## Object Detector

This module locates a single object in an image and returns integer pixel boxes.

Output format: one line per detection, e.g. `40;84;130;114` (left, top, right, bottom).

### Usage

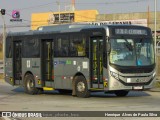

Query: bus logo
2;112;11;117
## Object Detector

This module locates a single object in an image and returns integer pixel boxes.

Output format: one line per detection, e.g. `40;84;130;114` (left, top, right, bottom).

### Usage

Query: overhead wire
6;0;152;11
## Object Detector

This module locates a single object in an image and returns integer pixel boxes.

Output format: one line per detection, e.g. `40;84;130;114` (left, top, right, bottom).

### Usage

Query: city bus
5;24;156;97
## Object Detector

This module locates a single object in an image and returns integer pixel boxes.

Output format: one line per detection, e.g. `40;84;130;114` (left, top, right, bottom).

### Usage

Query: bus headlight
110;71;119;80
153;72;156;77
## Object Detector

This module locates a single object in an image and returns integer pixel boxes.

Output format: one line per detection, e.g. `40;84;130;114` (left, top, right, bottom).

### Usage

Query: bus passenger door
13;41;22;85
41;40;54;86
90;37;104;89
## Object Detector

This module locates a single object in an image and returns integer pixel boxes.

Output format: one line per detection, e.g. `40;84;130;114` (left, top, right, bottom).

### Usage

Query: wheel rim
77;82;85;92
27;79;34;90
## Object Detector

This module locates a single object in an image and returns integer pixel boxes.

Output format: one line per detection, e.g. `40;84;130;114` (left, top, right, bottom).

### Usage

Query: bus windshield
109;37;154;66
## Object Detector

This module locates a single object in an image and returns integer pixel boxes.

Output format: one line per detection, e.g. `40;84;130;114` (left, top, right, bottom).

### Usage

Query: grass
0;51;3;59
154;80;160;88
0;73;4;79
0;44;2;59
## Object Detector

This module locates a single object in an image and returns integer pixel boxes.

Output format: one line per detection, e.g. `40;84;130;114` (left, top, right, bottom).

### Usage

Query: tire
114;90;129;97
24;74;39;95
75;76;90;98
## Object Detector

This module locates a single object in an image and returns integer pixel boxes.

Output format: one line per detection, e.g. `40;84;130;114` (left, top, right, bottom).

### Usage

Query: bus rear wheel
24;74;39;95
114;90;129;97
75;76;90;98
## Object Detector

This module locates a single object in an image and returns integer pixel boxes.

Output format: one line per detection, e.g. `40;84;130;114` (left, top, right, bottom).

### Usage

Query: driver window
110;39;134;63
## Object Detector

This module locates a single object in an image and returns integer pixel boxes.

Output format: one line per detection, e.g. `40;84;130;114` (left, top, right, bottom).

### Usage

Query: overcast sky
0;0;159;32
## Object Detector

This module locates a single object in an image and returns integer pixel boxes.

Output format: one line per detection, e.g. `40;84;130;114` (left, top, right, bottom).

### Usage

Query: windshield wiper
124;39;133;51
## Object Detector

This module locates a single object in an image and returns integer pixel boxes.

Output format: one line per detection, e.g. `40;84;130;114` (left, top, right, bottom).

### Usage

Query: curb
149;88;160;92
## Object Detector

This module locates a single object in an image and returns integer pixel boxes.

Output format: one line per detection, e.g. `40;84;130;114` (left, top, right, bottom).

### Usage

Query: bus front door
90;37;104;89
41;40;54;86
13;41;22;85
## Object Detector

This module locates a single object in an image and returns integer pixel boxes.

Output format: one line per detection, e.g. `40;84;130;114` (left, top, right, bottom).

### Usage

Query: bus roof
7;23;150;36
7;24;103;36
37;23;150;31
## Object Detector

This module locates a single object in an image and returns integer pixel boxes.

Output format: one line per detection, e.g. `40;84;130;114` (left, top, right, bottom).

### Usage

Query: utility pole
154;0;158;79
155;0;157;55
0;9;6;77
72;0;75;11
147;5;150;27
56;0;61;23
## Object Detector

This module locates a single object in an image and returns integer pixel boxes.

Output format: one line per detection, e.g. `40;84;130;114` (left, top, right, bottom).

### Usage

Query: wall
96;12;160;31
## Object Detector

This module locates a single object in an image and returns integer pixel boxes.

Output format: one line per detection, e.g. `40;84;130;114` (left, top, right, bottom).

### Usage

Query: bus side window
77;43;85;56
77;36;86;56
55;36;69;57
61;45;69;56
70;34;86;57
23;38;40;58
54;39;59;57
70;43;78;56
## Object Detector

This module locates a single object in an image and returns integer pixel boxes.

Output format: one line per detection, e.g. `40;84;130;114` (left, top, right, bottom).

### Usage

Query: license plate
133;86;143;90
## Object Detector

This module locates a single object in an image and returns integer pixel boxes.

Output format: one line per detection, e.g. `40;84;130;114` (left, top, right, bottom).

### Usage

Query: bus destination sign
115;29;147;35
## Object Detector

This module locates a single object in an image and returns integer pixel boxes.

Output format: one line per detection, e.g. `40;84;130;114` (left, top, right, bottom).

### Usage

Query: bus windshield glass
109;37;154;66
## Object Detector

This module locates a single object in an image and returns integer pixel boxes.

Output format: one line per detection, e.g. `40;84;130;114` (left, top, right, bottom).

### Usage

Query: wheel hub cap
77;82;85;92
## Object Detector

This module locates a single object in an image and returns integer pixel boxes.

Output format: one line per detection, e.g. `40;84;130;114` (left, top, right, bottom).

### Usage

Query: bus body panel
107;56;155;91
4;24;156;96
5;58;13;85
54;58;90;89
103;67;109;90
22;58;42;88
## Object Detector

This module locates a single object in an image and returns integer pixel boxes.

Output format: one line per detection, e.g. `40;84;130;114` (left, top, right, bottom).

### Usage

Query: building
31;10;98;30
96;11;160;41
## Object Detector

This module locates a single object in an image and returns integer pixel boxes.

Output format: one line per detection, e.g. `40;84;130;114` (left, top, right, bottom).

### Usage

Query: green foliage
155;81;160;88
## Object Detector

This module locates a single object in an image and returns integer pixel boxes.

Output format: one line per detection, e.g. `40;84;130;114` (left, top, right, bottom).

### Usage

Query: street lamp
0;9;6;77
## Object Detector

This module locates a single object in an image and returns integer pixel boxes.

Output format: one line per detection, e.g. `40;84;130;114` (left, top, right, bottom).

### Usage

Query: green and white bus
5;24;156;97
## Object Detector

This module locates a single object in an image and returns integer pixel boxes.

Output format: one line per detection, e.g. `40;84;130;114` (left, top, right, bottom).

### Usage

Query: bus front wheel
75;76;90;98
114;90;129;97
24;74;39;95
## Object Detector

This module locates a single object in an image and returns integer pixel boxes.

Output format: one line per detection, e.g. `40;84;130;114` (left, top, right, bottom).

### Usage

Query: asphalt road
0;79;160;120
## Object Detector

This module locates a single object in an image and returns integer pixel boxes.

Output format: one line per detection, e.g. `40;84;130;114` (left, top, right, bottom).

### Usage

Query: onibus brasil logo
10;10;22;22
